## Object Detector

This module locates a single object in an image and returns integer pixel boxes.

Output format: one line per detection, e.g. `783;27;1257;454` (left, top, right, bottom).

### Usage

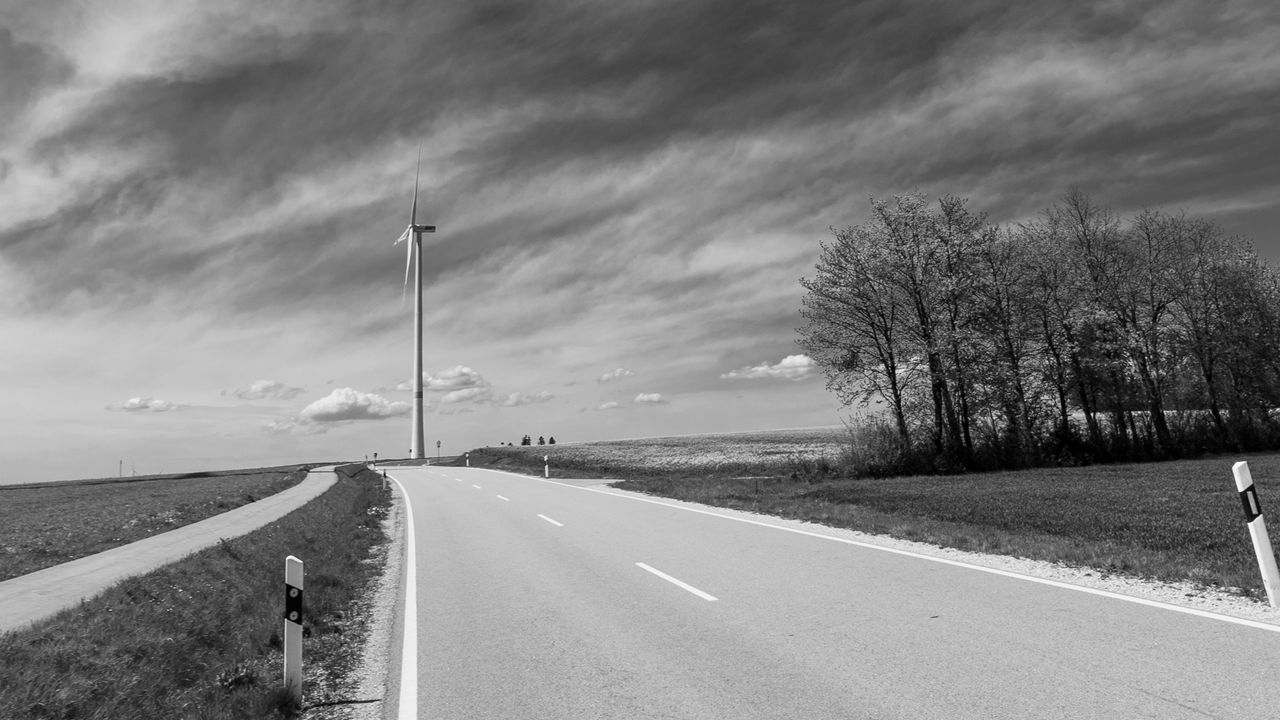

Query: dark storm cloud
446;0;992;176
0;27;73;132
4;0;1280;323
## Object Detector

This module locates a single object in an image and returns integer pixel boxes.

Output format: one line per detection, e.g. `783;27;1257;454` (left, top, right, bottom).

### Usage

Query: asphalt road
386;466;1280;719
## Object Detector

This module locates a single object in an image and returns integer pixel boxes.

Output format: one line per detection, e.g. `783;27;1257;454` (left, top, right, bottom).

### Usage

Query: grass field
467;427;847;476
464;431;1280;599
0;464;391;719
0;466;308;582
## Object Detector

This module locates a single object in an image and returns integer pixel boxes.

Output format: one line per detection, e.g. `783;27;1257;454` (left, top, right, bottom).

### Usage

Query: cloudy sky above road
3;1;1278;481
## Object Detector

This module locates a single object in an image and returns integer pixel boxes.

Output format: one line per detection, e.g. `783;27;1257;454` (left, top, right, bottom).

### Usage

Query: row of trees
519;435;556;446
799;189;1280;473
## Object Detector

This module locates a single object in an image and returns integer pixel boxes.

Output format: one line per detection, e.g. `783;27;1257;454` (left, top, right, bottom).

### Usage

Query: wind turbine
393;148;436;460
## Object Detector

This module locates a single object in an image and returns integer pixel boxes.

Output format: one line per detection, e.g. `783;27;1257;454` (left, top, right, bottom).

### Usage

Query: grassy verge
0;467;309;582
466;441;1279;599
0;464;392;719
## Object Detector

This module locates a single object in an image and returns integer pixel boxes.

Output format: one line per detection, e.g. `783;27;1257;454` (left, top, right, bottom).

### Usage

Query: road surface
385;465;1280;719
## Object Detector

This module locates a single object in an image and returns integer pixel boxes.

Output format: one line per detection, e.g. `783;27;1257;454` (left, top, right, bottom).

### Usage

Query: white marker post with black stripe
544;455;549;478
1232;461;1280;608
284;556;304;703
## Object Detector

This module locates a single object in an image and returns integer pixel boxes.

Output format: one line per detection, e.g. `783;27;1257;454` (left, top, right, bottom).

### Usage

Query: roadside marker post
465;452;470;467
284;556;304;703
1232;461;1280;608
544;455;549;478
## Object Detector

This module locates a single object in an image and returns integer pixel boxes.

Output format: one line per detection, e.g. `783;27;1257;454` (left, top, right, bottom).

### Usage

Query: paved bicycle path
0;467;338;635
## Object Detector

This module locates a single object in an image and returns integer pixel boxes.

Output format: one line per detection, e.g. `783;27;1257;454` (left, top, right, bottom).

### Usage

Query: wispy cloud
633;393;667;405
499;390;555;407
264;418;326;436
106;397;177;412
228;379;305;401
440;386;491;405
721;354;816;381
597;367;634;384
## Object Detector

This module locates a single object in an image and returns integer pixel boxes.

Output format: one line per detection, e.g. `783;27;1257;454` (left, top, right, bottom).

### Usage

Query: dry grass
469;427;847;476
0;464;392;719
0;467;308;581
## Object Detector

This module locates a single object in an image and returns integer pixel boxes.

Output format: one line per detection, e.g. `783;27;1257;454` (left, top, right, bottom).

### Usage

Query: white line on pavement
384;473;418;720
636;562;718;602
472;484;482;489
538;514;564;527
475;468;1280;634
496;495;510;502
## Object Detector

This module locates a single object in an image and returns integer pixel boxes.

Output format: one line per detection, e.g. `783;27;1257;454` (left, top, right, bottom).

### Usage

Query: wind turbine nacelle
413;225;437;233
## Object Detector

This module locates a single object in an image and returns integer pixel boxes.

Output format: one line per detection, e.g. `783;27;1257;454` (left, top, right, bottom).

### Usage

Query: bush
840;414;917;477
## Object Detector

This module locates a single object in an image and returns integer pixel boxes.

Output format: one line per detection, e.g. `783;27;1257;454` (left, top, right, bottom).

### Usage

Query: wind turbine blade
402;233;413;303
410;145;422;225
393;228;410;245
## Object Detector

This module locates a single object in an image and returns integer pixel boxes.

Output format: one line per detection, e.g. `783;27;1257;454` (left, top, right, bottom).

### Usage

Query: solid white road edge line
538;514;564;527
476;468;1280;634
636;562;719;602
496;495;510;501
385;473;418;720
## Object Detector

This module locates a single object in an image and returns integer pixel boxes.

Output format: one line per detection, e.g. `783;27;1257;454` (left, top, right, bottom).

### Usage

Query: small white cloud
108;397;177;412
593;401;621;411
299;388;410;422
231;379;305;401
500;391;555;407
720;354;816;381
399;365;489;392
634;393;668;405
264;419;327;436
597;367;635;384
441;386;492;405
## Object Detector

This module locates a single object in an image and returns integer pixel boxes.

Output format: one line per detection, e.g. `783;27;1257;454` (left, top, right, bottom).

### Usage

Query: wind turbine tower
394;150;436;459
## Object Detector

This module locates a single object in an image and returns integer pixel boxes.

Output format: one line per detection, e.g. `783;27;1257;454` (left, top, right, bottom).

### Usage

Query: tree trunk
1134;356;1173;453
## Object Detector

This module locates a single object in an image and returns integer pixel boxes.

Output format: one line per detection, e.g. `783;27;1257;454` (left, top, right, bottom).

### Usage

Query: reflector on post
284;556;304;703
1232;462;1280;608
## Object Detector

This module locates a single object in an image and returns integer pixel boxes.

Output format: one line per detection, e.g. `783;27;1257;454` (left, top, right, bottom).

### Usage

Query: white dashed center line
472;484;482;489
538;514;563;527
496;495;510;502
636;562;718;602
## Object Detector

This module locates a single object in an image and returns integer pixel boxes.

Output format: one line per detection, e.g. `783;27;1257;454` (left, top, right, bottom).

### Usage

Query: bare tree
802;186;1280;473
800;218;917;447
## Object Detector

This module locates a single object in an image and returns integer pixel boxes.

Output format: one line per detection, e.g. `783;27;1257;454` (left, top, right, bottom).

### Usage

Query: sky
3;1;1279;483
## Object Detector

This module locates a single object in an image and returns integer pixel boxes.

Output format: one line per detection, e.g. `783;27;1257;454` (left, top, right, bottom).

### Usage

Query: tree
538;436;546;445
548;436;557;445
799;217;916;448
801;192;988;468
802;186;1280;474
968;226;1041;465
